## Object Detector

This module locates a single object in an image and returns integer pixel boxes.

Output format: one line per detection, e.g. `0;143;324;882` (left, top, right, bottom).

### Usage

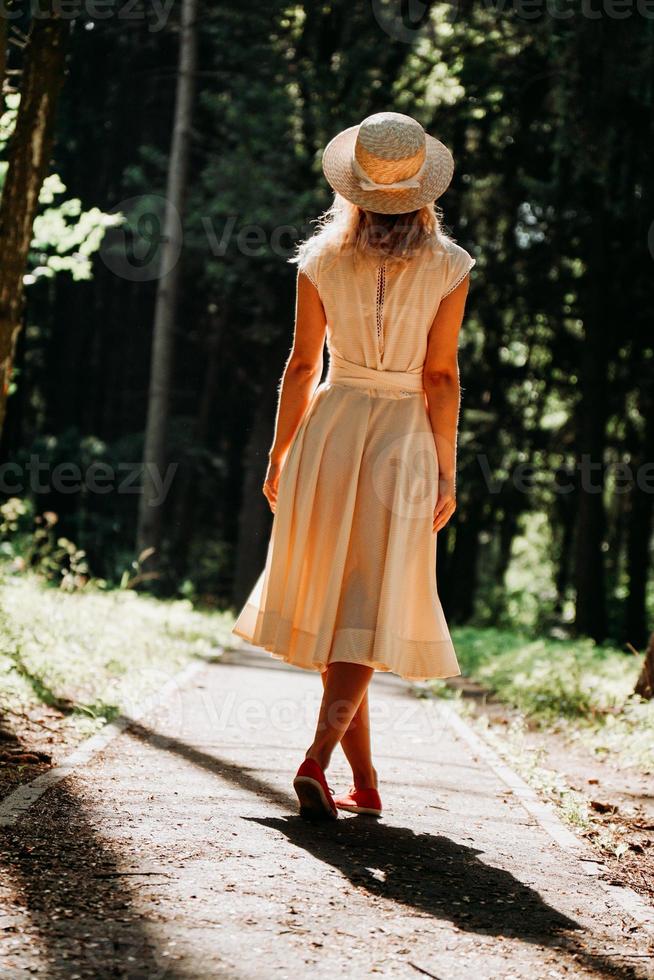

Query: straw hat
322;111;454;215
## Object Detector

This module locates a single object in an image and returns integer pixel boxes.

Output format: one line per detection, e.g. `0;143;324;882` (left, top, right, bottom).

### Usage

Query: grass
435;627;654;772
0;569;234;744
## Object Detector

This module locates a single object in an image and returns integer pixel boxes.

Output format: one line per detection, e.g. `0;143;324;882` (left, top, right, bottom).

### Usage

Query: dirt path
1;646;653;979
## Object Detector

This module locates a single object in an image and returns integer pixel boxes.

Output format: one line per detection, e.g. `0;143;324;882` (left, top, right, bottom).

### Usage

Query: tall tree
0;8;68;433
136;0;199;568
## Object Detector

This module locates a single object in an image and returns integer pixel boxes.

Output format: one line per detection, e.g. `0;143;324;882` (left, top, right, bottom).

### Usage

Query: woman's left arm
263;271;327;512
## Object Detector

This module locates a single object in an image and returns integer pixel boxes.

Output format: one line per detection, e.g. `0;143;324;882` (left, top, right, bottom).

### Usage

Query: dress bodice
299;235;476;375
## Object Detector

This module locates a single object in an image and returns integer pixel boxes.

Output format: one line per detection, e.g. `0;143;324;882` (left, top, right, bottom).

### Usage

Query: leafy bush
0;498;89;590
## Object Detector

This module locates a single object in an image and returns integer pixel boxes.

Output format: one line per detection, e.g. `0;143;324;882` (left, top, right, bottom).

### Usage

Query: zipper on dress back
375;260;387;360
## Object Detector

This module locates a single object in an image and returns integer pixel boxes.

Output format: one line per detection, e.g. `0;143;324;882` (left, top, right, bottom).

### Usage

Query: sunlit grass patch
0;570;233;742
444;627;653;772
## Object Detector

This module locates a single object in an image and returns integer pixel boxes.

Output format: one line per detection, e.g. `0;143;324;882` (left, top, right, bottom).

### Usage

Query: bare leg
320;672;378;789
305;662;374;774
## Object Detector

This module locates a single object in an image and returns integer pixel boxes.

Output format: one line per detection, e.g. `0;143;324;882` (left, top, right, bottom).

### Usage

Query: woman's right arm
263;271;326;512
422;274;471;533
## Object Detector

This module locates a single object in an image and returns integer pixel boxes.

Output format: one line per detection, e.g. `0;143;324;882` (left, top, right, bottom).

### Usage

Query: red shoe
333;786;382;817
293;759;338;821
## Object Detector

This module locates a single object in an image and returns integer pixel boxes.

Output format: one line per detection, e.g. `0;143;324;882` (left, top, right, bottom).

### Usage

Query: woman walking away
231;111;475;820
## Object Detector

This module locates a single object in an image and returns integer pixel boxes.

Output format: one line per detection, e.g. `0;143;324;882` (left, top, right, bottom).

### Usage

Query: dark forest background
1;1;653;652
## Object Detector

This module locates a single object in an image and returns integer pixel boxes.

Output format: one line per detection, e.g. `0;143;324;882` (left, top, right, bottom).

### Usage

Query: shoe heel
293;776;337;821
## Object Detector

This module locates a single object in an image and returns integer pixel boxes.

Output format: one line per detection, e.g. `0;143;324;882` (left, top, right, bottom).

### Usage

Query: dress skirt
231;377;461;683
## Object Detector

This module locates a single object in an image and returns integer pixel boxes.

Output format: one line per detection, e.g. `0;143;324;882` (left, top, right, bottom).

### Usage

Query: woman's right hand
263;458;283;513
433;476;456;533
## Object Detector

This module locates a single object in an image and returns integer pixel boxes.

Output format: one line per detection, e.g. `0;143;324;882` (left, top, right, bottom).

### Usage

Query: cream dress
231;234;476;681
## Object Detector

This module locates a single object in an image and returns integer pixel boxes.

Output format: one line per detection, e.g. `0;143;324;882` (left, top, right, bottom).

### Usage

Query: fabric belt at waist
326;351;425;394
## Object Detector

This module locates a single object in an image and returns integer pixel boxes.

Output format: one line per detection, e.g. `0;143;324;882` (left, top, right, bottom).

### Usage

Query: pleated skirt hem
231;604;461;684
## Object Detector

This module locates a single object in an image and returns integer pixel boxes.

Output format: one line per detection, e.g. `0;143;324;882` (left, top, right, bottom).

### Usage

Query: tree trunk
136;0;198;568
635;632;654;700
553;470;576;619
573;200;609;642
0;11;68;436
624;405;654;650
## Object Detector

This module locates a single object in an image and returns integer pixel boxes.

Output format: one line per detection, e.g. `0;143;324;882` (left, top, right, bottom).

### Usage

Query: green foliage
4;429;144;586
0;92;19;153
1;498;90;590
178;538;234;604
1;94;118;284
0;497;29;538
29;174;123;282
451;626;640;720
473;511;565;632
446;626;654;771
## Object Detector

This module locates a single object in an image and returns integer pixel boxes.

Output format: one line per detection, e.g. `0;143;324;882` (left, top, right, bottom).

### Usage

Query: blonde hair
290;193;450;273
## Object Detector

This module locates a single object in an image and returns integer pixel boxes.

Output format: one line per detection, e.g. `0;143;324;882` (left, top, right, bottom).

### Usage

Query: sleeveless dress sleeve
298;250;322;291
442;241;476;298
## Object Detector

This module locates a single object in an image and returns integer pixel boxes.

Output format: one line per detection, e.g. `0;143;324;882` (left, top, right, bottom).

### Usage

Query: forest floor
1;640;653;979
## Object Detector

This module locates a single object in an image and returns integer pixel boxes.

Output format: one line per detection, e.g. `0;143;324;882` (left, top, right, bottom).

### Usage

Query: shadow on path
0;666;646;980
253;814;577;940
127;717;647;980
1;784;190;979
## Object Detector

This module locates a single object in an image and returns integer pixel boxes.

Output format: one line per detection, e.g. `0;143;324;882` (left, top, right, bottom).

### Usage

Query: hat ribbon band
351;152;427;191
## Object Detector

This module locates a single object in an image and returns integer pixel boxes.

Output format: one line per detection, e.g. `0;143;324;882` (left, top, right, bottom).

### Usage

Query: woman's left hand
263;459;282;513
433;475;456;533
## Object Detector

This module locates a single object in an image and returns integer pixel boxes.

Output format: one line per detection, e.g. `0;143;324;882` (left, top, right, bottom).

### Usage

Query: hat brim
322;124;454;215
